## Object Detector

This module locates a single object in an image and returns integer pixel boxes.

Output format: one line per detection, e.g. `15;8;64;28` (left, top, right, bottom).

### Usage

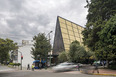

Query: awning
33;60;46;63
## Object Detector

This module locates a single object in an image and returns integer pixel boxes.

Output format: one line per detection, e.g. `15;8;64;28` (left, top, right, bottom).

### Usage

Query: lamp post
48;31;53;67
18;51;23;70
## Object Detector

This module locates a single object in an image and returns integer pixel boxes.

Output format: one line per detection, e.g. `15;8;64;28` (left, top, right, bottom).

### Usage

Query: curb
80;71;116;76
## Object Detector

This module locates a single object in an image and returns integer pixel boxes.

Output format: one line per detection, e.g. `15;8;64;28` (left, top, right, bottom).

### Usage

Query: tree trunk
106;60;109;68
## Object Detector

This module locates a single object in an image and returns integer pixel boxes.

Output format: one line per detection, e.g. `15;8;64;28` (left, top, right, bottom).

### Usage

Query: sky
0;0;88;45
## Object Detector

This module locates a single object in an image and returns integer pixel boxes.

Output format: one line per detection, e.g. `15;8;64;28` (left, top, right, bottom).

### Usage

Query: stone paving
0;65;116;76
80;65;116;76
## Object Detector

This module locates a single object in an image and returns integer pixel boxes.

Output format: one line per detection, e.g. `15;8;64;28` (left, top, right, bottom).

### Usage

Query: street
0;69;114;77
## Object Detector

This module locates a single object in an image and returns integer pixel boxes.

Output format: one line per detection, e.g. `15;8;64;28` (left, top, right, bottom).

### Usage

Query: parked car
52;62;77;72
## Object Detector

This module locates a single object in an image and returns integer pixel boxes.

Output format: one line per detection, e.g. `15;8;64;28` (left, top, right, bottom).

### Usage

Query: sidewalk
0;65;16;72
80;65;116;76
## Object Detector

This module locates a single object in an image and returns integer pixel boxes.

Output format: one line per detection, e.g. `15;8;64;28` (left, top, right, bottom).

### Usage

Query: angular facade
53;16;84;55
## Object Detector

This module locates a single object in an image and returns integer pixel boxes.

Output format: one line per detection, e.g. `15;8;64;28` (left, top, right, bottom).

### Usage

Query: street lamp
48;31;53;67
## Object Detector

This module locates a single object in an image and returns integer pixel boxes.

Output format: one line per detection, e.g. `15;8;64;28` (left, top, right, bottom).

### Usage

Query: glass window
63;39;70;44
61;28;68;34
66;21;71;26
80;34;83;38
76;37;81;42
70;40;76;43
81;28;84;31
73;28;78;33
80;27;84;31
81;39;83;42
62;33;69;39
64;44;70;49
67;25;73;31
65;48;69;51
77;26;81;30
59;17;65;23
72;24;78;28
79;30;82;34
70;35;75;40
68;31;74;36
75;33;80;37
60;23;67;29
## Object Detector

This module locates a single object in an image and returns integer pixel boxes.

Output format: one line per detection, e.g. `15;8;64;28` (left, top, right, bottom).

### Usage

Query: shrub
109;61;116;70
9;63;21;66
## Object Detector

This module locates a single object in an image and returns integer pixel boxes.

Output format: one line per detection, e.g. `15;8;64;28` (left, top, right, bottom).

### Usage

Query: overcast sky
0;0;88;45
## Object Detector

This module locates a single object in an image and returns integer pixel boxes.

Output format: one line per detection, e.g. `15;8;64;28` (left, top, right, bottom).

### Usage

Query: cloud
0;0;88;45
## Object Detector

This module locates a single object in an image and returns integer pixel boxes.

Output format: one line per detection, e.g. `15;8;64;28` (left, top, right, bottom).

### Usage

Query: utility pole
48;31;52;67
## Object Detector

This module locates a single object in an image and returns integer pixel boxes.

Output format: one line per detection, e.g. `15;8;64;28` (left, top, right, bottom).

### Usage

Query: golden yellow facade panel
81;28;84;31
75;33;80;37
61;28;68;34
67;25;73;31
68;31;74;36
59;17;65;23
70;40;75;43
72;23;77;28
70;35;75;40
76;37;81;42
64;44;70;49
63;39;70;44
65;48;69;51
66;21;71;26
74;28;78;33
78;30;81;34
77;26;82;30
79;27;84;31
80;34;83;38
62;33;69;38
60;23;67;29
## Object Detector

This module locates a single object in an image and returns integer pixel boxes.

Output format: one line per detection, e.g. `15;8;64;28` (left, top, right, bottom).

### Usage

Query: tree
82;0;116;66
58;51;69;63
95;14;116;64
83;0;116;51
69;41;87;63
0;38;18;64
31;33;51;60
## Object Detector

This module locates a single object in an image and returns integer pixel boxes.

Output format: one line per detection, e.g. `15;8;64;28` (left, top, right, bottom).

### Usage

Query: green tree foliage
0;38;18;64
82;0;116;64
58;51;69;63
31;33;51;60
96;15;116;61
83;0;116;51
69;41;87;63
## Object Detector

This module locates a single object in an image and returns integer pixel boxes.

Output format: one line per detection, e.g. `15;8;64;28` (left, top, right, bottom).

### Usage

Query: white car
52;62;77;72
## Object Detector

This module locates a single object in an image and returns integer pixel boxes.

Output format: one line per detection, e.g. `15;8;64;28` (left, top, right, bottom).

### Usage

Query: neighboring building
18;40;34;68
9;50;18;63
53;16;84;55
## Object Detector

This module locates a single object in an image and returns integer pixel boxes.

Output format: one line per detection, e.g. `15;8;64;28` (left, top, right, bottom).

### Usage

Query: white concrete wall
18;45;34;68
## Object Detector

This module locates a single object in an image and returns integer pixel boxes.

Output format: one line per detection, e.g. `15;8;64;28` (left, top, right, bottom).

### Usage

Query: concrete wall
18;45;34;68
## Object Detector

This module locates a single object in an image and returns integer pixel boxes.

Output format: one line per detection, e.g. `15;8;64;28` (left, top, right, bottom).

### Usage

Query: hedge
9;63;21;66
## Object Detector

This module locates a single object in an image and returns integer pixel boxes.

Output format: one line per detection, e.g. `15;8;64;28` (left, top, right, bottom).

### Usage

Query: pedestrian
31;64;34;71
77;63;80;71
27;64;30;70
39;62;42;69
93;63;99;73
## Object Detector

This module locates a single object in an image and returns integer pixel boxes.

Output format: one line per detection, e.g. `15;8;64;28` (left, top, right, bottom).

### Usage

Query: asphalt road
0;69;114;77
